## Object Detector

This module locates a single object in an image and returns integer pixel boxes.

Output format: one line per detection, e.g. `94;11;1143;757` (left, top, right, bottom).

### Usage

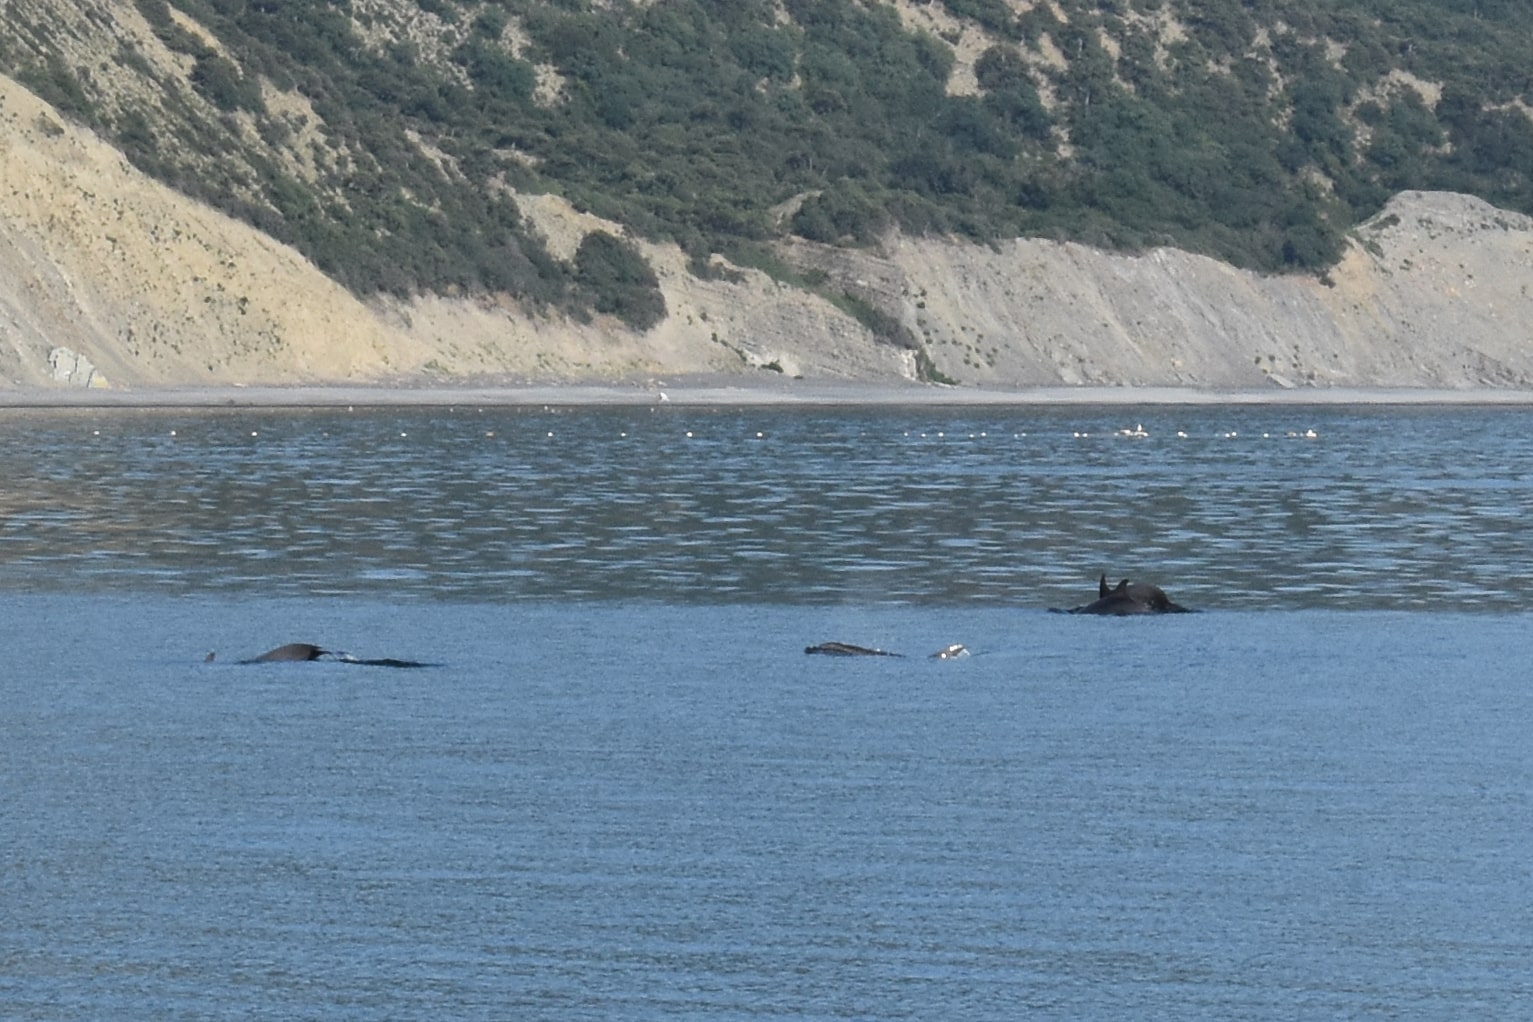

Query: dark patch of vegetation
15;54;96;122
573;231;667;331
915;347;959;385
830;290;917;350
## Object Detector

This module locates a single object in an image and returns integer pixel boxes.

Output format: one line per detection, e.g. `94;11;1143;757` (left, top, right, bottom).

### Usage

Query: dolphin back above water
805;641;901;657
240;642;327;663
805;641;970;659
1058;574;1194;615
213;643;436;668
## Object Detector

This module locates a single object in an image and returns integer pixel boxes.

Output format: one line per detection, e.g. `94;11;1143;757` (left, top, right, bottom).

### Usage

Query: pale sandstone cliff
0;73;902;389
785;194;1533;390
2;72;1531;393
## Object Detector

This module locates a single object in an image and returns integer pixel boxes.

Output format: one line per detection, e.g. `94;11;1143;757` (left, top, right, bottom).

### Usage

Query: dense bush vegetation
573;231;668;331
8;0;1533;328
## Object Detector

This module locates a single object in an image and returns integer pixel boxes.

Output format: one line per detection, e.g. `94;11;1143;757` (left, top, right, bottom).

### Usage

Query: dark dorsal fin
241;642;327;663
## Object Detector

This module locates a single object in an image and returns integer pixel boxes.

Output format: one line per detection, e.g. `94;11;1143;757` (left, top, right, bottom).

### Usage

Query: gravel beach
6;379;1533;409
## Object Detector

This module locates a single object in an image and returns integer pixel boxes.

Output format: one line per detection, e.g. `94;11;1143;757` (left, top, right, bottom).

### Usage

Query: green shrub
574;232;668;332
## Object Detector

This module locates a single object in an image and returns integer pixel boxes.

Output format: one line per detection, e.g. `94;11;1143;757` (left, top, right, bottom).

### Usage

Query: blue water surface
3;404;1532;1019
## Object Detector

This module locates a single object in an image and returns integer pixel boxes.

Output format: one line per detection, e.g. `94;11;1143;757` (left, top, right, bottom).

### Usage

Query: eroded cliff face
0;73;905;389
787;192;1533;391
2;72;1531;393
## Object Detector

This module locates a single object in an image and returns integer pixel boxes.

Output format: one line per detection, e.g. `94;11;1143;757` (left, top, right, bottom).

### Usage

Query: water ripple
3;404;1533;609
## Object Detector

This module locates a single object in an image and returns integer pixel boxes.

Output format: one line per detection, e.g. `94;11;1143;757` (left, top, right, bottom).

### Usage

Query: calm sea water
3;403;1532;1019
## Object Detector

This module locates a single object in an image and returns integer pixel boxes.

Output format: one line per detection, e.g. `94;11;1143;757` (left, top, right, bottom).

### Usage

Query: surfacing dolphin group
213;572;1191;667
805;571;1195;658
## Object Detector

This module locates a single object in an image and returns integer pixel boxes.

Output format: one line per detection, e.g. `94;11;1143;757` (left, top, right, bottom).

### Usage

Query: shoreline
7;378;1533;409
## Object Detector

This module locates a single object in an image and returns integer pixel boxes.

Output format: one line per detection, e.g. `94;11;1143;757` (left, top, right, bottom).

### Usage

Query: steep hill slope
5;70;1532;392
8;0;1533;297
0;72;905;388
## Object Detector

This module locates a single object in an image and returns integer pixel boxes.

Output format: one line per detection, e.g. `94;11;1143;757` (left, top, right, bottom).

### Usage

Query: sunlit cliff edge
3;72;1531;394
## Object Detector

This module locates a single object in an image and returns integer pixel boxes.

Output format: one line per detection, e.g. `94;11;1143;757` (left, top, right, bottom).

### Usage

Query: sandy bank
6;379;1533;409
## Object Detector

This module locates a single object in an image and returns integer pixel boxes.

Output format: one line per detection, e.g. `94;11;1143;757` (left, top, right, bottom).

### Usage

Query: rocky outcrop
47;346;101;386
3;69;1532;393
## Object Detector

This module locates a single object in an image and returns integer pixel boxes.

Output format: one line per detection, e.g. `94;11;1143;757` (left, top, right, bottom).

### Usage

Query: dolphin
1057;573;1194;615
805;641;971;658
209;643;435;667
805;641;901;657
241;642;327;663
